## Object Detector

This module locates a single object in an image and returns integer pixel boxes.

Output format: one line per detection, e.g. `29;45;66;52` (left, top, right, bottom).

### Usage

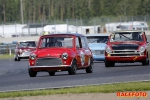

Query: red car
14;40;36;61
105;30;149;67
28;33;93;77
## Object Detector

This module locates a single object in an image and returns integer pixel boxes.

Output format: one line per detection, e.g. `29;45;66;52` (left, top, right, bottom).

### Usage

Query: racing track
0;59;150;92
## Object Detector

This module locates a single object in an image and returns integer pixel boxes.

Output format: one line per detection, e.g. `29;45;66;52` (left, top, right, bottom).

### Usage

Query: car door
80;36;91;67
76;36;90;68
75;37;83;67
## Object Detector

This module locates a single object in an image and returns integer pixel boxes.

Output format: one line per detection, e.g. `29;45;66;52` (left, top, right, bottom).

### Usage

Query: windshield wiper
119;34;132;40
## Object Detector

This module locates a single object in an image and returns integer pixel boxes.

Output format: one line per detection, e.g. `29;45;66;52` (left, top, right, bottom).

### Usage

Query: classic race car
105;30;149;67
14;40;36;61
86;34;110;61
28;33;93;77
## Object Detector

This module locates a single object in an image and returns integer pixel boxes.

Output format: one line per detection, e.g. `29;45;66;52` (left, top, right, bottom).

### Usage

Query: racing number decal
133;56;137;61
80;51;85;66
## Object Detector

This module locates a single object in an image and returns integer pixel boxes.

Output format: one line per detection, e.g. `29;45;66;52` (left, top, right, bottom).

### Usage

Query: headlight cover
29;53;36;60
61;52;68;60
139;46;145;53
105;46;112;53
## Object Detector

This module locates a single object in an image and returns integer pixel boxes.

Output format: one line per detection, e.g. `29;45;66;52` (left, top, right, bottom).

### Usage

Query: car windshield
18;41;36;48
87;36;108;43
110;32;143;42
40;36;73;48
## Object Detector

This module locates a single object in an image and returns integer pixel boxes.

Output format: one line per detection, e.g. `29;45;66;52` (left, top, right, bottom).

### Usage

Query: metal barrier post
9;48;11;56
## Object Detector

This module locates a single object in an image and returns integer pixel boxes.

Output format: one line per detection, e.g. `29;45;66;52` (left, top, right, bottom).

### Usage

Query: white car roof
85;33;110;37
18;40;36;43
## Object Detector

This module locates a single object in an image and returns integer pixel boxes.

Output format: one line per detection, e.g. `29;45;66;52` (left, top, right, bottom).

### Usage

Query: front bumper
105;55;147;62
93;55;105;61
18;55;29;59
28;65;71;71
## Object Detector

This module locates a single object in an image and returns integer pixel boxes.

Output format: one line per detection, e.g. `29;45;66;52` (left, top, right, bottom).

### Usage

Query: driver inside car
47;38;62;47
132;33;142;41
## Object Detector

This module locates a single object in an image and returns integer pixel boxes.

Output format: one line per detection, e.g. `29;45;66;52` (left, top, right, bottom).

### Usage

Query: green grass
0;81;150;98
0;53;14;59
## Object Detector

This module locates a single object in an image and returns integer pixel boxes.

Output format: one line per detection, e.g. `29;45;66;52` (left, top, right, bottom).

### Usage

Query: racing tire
28;68;37;77
48;72;55;76
142;55;149;66
14;58;17;61
17;57;20;61
105;60;110;67
86;58;93;73
110;62;115;67
68;60;77;75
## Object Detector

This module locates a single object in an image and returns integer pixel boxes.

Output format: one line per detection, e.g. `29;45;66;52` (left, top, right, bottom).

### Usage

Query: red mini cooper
28;33;93;77
105;30;149;67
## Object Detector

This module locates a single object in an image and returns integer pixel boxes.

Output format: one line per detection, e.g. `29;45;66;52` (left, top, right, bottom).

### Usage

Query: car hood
88;43;106;50
18;47;36;51
36;48;74;58
108;42;145;50
109;41;144;46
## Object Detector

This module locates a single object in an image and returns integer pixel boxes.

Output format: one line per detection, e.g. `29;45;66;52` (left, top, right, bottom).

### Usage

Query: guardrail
0;36;150;55
0;44;16;55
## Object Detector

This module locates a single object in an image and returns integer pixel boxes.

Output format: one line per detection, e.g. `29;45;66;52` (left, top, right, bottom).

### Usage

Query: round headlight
62;52;68;60
105;46;112;53
19;49;22;53
30;53;36;60
139;46;145;53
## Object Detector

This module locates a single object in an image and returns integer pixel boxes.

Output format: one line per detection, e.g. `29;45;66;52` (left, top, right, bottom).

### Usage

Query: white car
86;34;110;61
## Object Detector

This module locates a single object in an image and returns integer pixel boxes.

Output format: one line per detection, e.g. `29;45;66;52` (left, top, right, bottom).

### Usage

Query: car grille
36;58;62;66
94;50;104;55
112;44;139;50
110;50;140;56
22;51;31;56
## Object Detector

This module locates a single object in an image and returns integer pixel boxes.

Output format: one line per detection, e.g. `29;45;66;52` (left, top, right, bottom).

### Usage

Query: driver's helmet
132;33;139;40
50;38;56;43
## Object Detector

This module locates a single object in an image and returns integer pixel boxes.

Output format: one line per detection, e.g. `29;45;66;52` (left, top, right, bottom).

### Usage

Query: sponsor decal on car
133;56;138;61
80;51;85;66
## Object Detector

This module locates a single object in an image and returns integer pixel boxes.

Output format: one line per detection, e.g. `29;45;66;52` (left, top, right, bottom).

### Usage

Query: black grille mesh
36;58;62;66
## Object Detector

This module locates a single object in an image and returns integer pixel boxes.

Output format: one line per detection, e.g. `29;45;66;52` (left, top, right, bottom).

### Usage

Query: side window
81;37;88;49
143;32;148;42
40;38;48;48
76;37;82;49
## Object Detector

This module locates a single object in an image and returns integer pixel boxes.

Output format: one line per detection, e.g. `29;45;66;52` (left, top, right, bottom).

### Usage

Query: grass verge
0;81;150;98
0;53;14;59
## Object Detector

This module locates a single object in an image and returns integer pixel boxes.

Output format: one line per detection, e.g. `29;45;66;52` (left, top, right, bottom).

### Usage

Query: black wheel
142;55;149;65
17;57;20;61
105;60;110;67
48;71;55;76
14;58;17;61
110;62;115;67
68;60;77;75
86;58;93;73
28;68;37;77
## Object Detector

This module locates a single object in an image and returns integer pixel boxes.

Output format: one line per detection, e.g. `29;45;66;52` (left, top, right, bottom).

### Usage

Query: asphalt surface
0;59;150;92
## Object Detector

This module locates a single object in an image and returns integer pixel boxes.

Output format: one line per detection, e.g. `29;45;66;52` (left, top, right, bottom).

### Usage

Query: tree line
0;0;149;23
